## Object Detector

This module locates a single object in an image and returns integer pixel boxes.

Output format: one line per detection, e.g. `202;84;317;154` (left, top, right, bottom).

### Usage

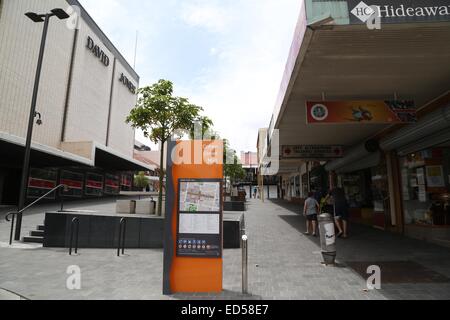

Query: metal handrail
117;218;127;257
5;184;67;245
69;217;80;256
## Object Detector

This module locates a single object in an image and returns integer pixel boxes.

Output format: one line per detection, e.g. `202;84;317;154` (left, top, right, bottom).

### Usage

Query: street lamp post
14;9;70;241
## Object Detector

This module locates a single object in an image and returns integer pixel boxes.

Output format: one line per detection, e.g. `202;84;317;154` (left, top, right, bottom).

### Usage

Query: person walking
330;187;350;239
303;192;320;237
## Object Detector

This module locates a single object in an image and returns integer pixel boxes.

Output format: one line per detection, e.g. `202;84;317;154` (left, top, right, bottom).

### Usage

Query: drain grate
346;261;450;284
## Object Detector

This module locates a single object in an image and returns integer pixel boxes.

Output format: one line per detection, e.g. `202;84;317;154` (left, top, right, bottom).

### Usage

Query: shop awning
267;0;450;172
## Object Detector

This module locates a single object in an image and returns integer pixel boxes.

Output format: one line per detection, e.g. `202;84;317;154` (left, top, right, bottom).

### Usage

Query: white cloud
178;0;302;152
180;1;232;33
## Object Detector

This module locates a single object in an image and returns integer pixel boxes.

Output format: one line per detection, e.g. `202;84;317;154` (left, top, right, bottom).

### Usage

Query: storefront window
339;170;373;208
371;161;389;213
401;148;450;226
295;175;300;197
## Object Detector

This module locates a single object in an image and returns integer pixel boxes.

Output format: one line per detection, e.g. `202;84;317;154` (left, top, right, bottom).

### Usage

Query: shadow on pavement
270;199;450;299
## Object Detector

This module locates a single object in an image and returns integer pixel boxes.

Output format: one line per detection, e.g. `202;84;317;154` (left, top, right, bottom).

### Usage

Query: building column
386;151;404;233
329;171;337;191
307;161;312;193
299;168;304;199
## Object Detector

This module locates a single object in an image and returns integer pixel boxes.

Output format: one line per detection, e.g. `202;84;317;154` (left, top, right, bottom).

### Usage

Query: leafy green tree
126;79;212;215
223;139;246;187
134;172;149;191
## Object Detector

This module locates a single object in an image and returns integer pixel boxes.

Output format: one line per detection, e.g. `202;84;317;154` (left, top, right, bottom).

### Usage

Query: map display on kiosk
177;179;223;258
179;181;221;212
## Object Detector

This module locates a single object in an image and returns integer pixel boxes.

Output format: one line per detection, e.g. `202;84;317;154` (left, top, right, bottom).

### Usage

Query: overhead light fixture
51;8;70;20
25;12;44;23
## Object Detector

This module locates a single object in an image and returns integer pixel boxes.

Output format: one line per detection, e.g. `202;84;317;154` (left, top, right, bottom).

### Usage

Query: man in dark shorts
330;187;349;238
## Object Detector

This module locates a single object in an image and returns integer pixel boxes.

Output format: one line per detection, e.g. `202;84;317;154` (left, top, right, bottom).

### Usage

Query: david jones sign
86;36;110;67
349;0;450;24
119;73;136;94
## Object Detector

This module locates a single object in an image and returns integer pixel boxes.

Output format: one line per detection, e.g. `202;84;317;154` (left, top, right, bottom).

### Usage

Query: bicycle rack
69;217;80;256
117;218;127;257
6;212;17;246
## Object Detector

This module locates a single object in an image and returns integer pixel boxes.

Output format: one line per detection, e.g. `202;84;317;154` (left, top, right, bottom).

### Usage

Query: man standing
330;187;349;239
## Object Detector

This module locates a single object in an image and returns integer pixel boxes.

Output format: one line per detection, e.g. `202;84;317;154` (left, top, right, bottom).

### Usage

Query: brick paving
0;198;449;300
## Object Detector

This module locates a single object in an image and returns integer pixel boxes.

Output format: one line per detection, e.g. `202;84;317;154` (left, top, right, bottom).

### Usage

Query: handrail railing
5;184;68;245
117;218;127;257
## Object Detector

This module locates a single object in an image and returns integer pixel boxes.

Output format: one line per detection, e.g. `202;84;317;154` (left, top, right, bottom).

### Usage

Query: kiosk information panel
177;179;223;258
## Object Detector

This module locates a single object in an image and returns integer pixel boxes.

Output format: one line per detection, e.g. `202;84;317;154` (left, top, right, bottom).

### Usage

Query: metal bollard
318;213;336;265
69;217;80;256
242;235;248;294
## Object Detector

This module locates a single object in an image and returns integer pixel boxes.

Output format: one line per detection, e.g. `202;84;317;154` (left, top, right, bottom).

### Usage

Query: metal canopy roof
271;21;450;172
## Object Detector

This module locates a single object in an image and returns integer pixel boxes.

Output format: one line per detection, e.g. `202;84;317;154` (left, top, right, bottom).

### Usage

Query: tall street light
14;9;70;241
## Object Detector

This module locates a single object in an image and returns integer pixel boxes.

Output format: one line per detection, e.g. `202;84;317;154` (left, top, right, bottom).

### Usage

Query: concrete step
30;230;44;237
22;236;43;244
37;225;45;231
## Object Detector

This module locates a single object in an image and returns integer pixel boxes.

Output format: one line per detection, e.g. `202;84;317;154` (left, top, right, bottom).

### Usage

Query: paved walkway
0;199;449;300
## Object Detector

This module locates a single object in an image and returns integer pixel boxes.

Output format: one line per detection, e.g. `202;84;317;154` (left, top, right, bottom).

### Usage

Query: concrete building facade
0;0;149;204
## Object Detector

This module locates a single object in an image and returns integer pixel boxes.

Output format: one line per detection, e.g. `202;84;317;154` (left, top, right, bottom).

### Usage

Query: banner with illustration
306;100;417;124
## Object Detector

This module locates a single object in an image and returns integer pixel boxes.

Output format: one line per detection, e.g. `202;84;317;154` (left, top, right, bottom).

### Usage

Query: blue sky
79;0;302;153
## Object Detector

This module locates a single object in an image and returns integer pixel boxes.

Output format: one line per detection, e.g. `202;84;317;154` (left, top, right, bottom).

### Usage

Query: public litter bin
318;213;336;265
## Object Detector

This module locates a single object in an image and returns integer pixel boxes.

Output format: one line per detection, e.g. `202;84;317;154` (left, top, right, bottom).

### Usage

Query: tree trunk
158;141;165;216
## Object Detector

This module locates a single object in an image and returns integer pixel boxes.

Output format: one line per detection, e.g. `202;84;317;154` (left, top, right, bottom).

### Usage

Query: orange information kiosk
163;140;224;294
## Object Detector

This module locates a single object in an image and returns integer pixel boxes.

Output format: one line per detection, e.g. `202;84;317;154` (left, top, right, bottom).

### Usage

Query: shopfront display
295;175;301;198
310;164;328;194
336;159;390;229
401;148;450;227
370;159;390;229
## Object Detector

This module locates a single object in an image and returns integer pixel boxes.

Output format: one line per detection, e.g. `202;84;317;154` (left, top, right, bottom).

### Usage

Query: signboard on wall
27;169;58;199
104;174;120;195
60;171;84;198
176;179;222;258
426;166;445;188
348;0;450;25
306;101;417;124
86;173;104;197
282;145;344;159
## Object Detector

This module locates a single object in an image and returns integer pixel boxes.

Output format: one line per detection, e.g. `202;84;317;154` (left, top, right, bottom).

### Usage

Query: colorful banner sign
306;100;416;124
282;145;344;159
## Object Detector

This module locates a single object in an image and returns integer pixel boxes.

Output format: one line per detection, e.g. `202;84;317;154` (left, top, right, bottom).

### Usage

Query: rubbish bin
318;213;336;265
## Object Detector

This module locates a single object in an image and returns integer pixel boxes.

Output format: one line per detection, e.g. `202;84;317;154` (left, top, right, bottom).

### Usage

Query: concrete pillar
386;151;404;233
